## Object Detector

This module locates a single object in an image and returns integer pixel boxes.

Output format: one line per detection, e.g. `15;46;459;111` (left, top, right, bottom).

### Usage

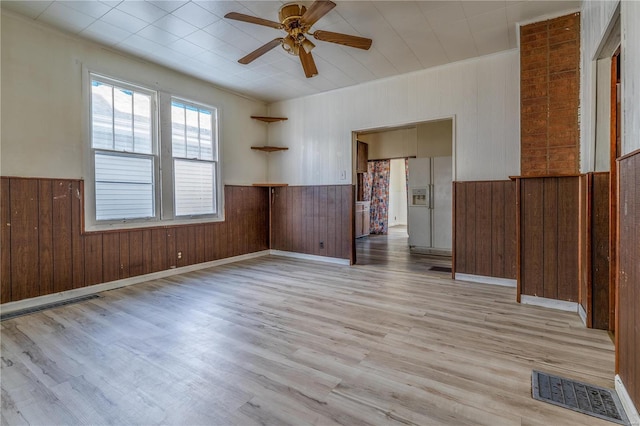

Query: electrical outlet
319;241;324;249
177;251;182;259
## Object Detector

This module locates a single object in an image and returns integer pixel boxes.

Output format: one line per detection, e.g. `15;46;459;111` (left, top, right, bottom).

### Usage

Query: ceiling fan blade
313;30;372;50
238;39;283;64
224;12;283;29
300;0;336;28
299;49;318;78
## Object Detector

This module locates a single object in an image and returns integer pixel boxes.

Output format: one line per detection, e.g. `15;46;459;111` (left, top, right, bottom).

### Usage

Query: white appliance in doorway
407;157;452;253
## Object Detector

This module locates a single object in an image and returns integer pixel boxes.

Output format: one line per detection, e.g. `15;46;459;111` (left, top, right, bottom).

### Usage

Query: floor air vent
1;295;100;322
532;370;630;425
429;266;452;273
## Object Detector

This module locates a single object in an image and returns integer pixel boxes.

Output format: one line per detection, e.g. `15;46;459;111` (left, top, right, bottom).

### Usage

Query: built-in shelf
252;183;288;187
251;116;288;123
251;146;289;152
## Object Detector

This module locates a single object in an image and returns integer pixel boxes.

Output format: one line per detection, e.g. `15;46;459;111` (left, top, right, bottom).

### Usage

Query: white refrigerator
407;157;452;253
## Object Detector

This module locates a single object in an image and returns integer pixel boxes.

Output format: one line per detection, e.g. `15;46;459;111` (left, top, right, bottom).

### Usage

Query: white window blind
171;100;218;217
91;77;156;221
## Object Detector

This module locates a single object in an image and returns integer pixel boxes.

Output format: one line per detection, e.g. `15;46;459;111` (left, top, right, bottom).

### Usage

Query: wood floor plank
0;227;615;425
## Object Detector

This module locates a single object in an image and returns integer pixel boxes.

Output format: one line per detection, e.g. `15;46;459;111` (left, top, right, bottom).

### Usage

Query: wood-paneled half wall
271;185;354;262
1;177;269;303
618;150;640;408
453;181;517;279
518;176;579;302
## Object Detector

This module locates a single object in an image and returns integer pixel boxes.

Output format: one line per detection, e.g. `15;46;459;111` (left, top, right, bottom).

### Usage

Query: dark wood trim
509;174;583;180
617;147;640;162
367;156;416;161
516;178;522;303
451;182;456;278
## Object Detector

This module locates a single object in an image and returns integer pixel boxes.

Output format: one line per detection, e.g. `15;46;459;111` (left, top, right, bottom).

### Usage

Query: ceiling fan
225;0;372;78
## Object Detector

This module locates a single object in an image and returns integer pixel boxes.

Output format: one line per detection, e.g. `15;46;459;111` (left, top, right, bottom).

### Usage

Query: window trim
83;67;225;232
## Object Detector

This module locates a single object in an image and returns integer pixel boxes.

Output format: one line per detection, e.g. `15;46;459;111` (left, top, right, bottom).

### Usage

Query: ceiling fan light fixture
282;36;298;55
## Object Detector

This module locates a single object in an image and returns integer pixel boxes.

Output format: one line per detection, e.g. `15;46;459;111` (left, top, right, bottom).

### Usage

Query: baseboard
269;250;351;265
578;304;588;325
0;250;270;315
616;375;640;426
454;273;517;287
520;295;578;312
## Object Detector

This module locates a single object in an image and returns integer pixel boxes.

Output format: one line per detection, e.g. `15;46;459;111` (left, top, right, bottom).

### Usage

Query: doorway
353;118;454;265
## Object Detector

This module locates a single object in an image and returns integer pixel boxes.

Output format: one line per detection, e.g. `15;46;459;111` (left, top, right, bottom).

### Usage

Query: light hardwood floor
1;230;615;425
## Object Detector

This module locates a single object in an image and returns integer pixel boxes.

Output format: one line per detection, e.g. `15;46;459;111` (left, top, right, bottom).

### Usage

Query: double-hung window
91;76;157;221
87;72;222;230
171;100;218;217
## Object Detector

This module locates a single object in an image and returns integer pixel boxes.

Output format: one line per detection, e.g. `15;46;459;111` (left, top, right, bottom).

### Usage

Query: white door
432;156;453;250
407;158;431;248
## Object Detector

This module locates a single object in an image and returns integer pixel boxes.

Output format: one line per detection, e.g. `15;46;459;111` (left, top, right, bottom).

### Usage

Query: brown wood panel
520;13;580;176
9;179;40;301
52;180;73;293
204;224;215;262
151;229;168;273
305;187;314;254
128;230;144;277
504;181;517;279
474;183;492;277
270;185;353;261
84;234;103;286
543;178;559;299
1;179;11;303
141;229;153;274
38;180;54;296
453;181;517;279
464;182;477;273
71;181;85;289
102;233;120;283
327;186;337;258
556;177;579;301
521;178;544;297
119;232;130;279
318;186;328;256
194;225;206;265
591;173;610;330
454;183;466;273
490;182;505;278
617;151;640;407
166;227;177;267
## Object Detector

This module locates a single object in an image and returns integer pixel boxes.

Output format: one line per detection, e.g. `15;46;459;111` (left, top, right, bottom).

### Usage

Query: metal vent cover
532;370;630;425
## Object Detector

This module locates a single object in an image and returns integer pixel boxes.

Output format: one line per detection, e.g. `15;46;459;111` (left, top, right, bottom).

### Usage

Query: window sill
84;215;225;234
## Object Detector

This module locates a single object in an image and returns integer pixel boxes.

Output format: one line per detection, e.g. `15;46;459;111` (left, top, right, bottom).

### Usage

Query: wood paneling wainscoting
453;181;517;279
271;185;354;262
0;177;269;303
617;150;640;409
517;176;579;302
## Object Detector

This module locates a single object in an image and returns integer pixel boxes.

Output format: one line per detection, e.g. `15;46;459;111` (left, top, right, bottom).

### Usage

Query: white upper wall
0;12;268;185
267;50;520;185
621;1;640;155
581;1;640;164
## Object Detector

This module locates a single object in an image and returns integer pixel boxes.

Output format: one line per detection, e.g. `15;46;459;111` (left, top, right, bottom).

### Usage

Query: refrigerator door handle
429;184;434;209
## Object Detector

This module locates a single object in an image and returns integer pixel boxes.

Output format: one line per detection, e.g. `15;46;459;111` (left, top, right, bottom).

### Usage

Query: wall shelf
251;146;288;153
251;116;288;123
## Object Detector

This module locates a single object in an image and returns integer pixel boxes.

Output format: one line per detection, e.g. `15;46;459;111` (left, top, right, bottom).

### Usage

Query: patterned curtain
368;160;390;234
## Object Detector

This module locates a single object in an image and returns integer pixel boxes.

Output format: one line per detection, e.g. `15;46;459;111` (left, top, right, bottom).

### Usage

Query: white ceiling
1;0;580;103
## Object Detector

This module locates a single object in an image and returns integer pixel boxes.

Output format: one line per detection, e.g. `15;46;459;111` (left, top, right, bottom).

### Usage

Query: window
87;72;222;229
91;77;156;221
171;100;218;217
